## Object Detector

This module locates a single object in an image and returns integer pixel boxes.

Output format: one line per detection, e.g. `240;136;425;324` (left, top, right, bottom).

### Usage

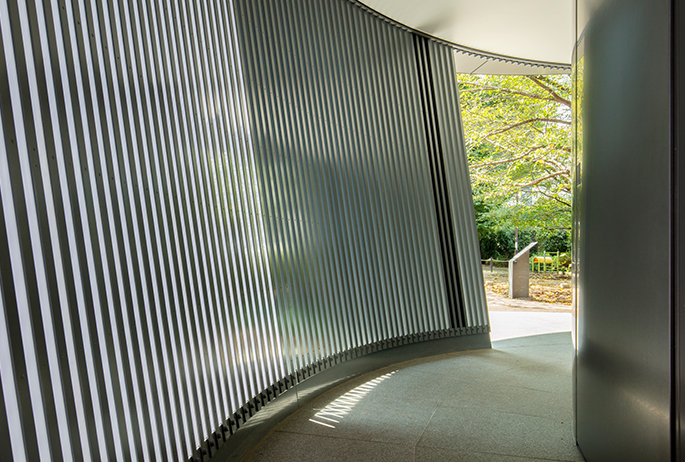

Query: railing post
556;251;559;272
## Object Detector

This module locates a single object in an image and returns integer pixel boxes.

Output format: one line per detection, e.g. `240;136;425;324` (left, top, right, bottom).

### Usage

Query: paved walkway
489;311;572;342
486;289;573;342
243;291;582;461
245;337;582;459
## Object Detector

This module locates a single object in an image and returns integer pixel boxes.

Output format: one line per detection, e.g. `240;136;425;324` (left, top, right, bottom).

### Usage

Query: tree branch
527;76;571;108
471;145;546;169
534;187;572;208
542;158;568;171
535;76;571;95
458;83;558;104
513;170;570;188
482;118;571;139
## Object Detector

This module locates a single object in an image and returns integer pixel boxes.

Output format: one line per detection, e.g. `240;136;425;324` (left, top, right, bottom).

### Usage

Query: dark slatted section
413;34;466;329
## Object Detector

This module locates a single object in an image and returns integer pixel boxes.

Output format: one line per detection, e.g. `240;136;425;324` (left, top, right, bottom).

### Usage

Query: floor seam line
412;397;445;459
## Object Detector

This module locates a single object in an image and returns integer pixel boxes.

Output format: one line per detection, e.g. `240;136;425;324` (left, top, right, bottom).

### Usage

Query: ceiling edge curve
349;0;572;73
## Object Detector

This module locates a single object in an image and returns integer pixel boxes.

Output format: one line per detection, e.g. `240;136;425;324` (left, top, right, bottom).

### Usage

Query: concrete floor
244;327;584;462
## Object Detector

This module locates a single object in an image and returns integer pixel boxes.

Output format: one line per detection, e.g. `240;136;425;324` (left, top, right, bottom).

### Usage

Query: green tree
459;74;572;231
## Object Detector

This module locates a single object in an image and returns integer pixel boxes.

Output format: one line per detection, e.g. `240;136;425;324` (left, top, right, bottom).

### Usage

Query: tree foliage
458;74;572;232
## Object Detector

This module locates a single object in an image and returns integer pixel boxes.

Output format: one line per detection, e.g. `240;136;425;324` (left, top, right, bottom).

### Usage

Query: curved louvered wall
0;0;488;460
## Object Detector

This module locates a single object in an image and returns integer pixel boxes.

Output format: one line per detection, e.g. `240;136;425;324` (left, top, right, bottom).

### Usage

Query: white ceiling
360;0;573;73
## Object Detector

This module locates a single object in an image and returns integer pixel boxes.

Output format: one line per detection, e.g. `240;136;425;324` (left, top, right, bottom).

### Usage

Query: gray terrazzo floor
243;329;585;462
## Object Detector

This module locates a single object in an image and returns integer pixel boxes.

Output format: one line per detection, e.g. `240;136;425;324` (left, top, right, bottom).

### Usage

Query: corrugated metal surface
0;0;488;460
